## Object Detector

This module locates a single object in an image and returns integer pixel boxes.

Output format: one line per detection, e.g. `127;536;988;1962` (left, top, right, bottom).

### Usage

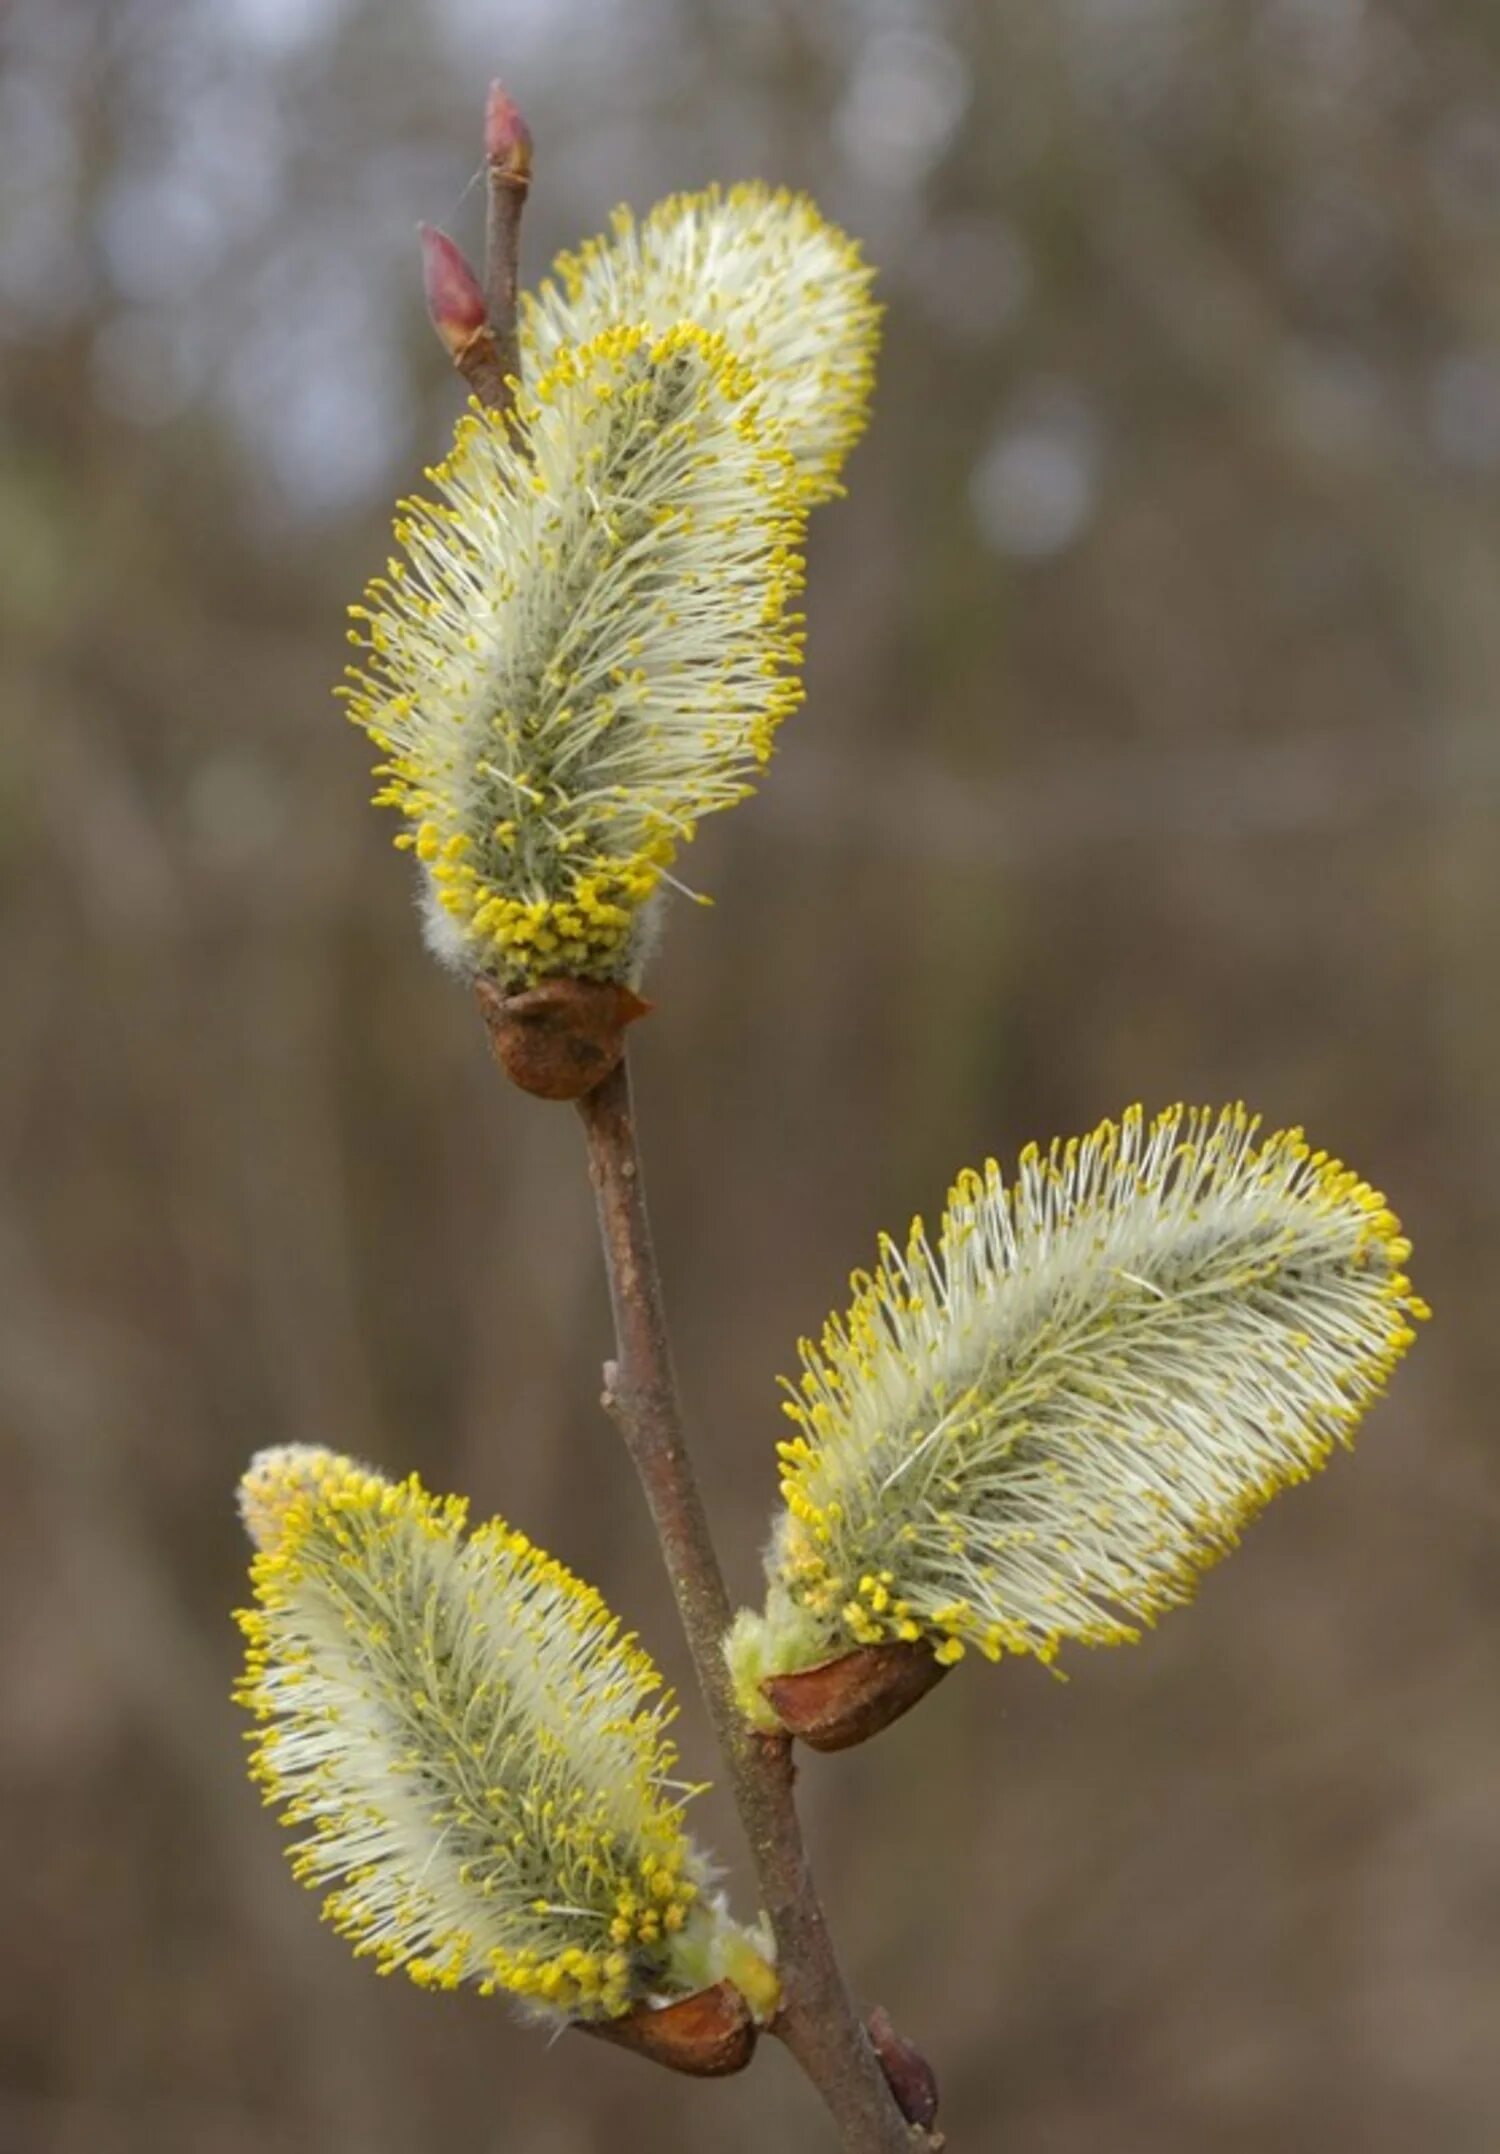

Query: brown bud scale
581;1980;757;2077
475;976;651;1101
761;1641;948;1752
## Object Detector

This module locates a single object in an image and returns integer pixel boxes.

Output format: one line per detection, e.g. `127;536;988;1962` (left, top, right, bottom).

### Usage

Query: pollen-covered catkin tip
418;223;488;358
485;78;533;178
234;1453;780;2032
730;1104;1429;1744
237;1444;355;1555
522;183;879;503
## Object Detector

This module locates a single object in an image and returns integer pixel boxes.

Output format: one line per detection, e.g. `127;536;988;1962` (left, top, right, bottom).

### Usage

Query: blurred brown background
1;1;1496;2149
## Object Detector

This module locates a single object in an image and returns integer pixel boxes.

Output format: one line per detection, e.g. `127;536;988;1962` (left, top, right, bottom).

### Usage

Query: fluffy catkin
236;1448;777;2022
728;1104;1428;1722
339;322;807;988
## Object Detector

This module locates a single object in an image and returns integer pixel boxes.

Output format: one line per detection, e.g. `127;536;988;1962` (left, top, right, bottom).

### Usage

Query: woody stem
576;1055;923;2154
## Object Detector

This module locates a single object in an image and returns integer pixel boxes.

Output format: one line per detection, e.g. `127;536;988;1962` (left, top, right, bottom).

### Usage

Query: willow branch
481;79;531;411
576;1056;925;2154
417;79;531;415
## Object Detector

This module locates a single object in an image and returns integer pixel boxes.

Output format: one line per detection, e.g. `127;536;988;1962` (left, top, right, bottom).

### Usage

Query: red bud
418;223;488;360
485;79;533;180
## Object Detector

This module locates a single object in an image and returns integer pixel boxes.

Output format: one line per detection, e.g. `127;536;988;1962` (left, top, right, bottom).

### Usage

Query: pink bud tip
485;79;533;178
418;223;487;357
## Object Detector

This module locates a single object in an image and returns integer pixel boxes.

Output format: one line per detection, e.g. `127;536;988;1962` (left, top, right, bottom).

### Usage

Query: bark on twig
576;1057;928;2154
482;79;532;415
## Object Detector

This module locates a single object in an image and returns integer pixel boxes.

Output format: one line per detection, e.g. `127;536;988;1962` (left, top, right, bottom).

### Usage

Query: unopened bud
867;2007;941;2135
485;78;533;181
418;223;488;362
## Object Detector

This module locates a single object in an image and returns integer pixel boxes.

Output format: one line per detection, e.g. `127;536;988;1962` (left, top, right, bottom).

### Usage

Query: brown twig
482;79;532;410
417;80;531;416
576;1056;926;2154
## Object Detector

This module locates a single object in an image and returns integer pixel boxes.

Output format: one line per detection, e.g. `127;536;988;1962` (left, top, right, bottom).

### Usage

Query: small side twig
577;1056;928;2154
482;79;532;404
417;78;531;417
